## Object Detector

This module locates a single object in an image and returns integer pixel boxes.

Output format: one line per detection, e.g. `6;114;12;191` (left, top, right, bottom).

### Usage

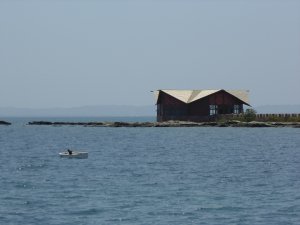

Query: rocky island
27;120;300;128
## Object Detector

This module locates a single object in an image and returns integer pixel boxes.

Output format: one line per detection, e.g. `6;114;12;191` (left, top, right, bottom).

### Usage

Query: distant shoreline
0;104;300;118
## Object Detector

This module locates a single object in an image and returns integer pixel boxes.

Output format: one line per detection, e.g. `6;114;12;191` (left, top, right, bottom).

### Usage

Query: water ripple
0;123;300;225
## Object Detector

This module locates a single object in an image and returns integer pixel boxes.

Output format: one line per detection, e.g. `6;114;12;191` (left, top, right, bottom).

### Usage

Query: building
154;89;250;122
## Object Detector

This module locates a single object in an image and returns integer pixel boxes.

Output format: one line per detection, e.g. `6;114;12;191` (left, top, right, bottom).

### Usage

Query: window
209;105;218;115
233;105;240;114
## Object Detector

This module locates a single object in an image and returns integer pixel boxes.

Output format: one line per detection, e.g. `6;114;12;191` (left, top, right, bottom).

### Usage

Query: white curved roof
154;89;250;105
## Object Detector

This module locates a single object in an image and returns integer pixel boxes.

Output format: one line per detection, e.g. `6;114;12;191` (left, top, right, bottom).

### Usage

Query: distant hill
0;104;299;117
253;105;300;114
0;105;156;117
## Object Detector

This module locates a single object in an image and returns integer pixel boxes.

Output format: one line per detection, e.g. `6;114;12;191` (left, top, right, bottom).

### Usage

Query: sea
0;117;300;225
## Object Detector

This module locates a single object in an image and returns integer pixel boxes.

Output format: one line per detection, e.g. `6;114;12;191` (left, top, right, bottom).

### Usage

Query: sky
0;0;299;108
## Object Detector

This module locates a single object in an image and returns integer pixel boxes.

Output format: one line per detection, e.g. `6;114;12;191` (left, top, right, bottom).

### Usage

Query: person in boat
67;149;73;155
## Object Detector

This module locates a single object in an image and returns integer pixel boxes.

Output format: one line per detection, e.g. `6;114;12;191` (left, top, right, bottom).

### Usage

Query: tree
243;108;257;122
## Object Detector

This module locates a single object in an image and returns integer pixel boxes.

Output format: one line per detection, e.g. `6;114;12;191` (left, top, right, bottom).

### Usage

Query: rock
28;121;53;125
226;120;241;125
202;122;218;126
0;120;11;125
217;123;229;127
245;121;273;127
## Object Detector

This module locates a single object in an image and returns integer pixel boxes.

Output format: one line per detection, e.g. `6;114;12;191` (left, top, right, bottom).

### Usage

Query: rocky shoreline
27;120;300;128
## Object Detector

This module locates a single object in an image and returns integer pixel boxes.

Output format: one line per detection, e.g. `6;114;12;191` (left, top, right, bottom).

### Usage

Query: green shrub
243;108;257;122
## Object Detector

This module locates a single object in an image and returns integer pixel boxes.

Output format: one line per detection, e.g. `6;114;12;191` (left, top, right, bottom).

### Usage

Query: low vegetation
216;109;300;123
255;115;300;122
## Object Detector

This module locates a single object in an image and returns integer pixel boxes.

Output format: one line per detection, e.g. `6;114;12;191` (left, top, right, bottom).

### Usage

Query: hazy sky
0;0;299;108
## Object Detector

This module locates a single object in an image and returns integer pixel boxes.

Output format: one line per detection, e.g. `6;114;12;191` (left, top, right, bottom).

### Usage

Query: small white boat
59;151;88;159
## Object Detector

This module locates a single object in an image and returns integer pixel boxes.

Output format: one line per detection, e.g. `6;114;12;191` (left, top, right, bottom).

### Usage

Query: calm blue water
1;117;300;225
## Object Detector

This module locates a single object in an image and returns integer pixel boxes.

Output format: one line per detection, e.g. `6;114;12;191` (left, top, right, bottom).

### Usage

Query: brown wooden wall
188;98;209;116
157;92;187;118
